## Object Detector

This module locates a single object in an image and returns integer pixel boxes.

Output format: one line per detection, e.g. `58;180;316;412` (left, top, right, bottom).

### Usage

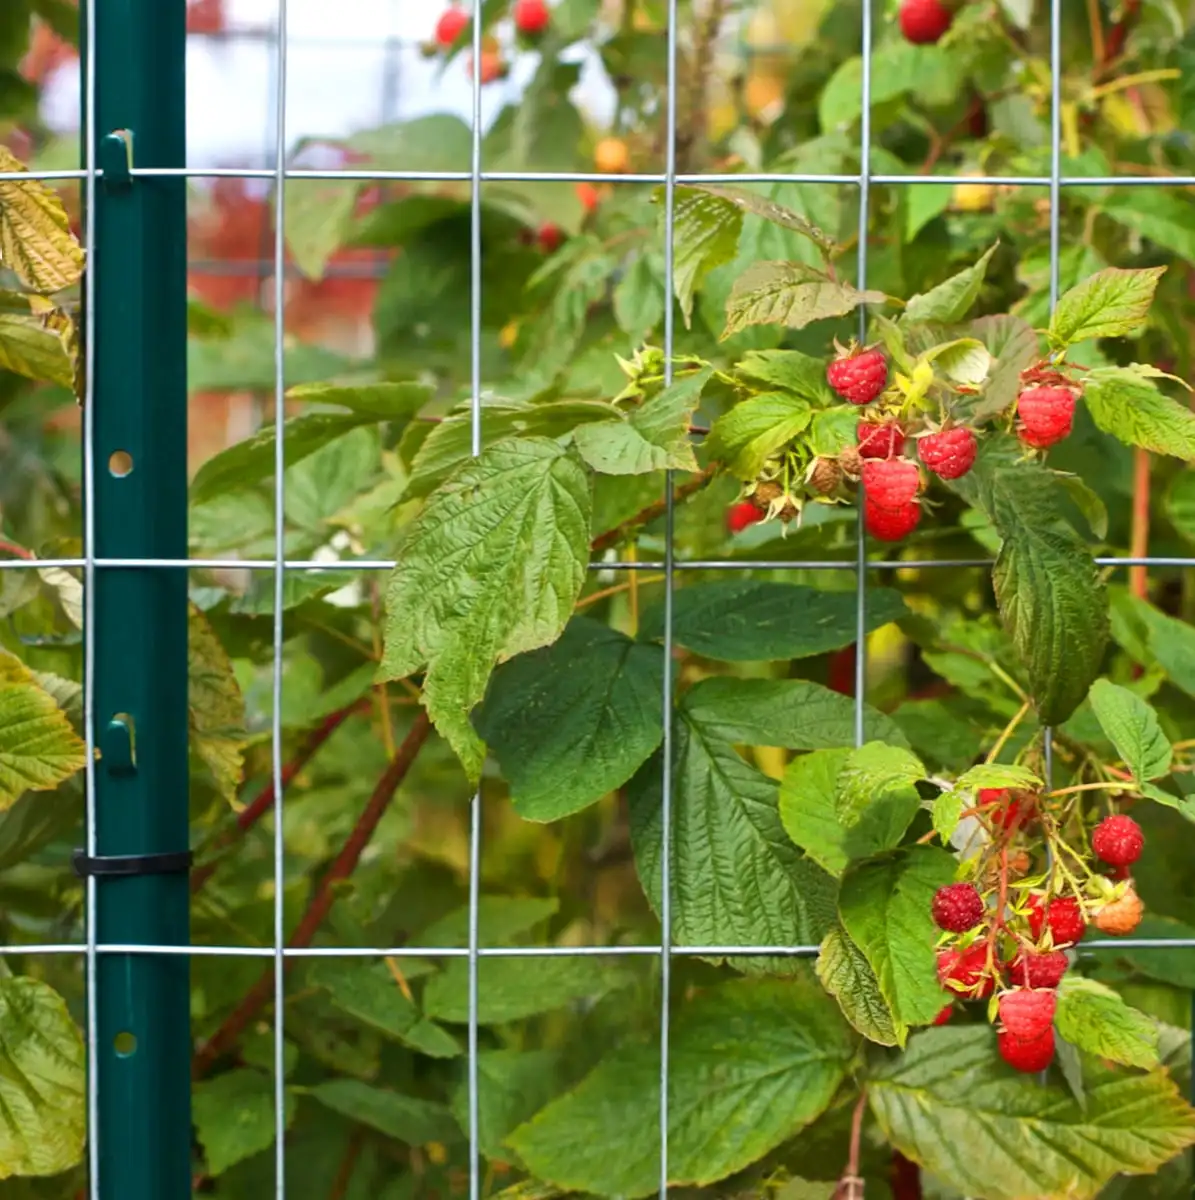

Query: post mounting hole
113;1031;137;1057
108;450;134;478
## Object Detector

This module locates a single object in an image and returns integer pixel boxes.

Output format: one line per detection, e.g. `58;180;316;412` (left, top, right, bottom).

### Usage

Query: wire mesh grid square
0;0;1192;1195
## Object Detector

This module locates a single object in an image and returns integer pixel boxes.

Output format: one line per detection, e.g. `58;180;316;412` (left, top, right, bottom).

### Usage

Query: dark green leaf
452;1050;562;1163
307;1079;459;1146
194;1070;294;1177
816;922;900;1046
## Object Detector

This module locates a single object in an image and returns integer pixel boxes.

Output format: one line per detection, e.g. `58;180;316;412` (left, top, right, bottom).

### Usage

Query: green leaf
933;764;1042;842
809;407;860;456
307;1079;458;1146
869;1025;1195;1200
1083;365;1195;460
189;604;248;804
507;977;854;1198
994;525;1108;726
414;896;560;947
0;649;86;810
838;846;957;1029
1088;679;1172;783
473;617;665;821
903;244;997;325
816;922;901;1046
573;369;709;475
835;741;926;828
969;313;1040;421
736;348;835;402
819;43;960;130
1103;188;1195;264
380;437;592;778
906;183;953;241
1048;266;1165;349
724;261;884;338
0;977;85;1179
1054;977;1159;1070
666;185;743;326
706;392;811;479
681;677;910;751
451;1050;562;1163
679;183;837;255
284;176;360;281
422;957;631;1025
286;379;433;419
781;748;922;879
639;581;907;662
613;253;665;342
629;704;838;974
0;312;74;386
194;1069;296;1176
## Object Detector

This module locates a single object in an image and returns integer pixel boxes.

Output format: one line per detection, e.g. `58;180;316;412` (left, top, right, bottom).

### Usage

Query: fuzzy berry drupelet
1018;386;1076;449
864;498;921;542
857;420;906;460
1091;814;1144;867
998;988;1057;1040
1027;894;1086;947
1008;948;1068;990
938;944;996;998
998;1027;1055;1073
932;883;985;932
1094;885;1144;936
727;500;765;534
434;6;469;45
918;427;977;479
899;0;953;44
861;458;920;509
513;0;550;33
827;347;888;405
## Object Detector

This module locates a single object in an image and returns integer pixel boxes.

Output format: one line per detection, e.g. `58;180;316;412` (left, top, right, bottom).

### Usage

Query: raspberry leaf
304;1078;456;1146
1087;678;1172;784
967;313;1040;421
380;437;592;779
837;846;956;1027
816;923;902;1046
188;604;249;805
903;243;997;325
868;1026;1195;1200
194;1068;295;1177
819;42;960;131
677;183;837;255
1083;365;1195;460
724;262;885;338
507;978;854;1197
706;390;812;479
1048;265;1166;350
736;348;836;401
835;741;926;828
473;618;666;821
1054;977;1160;1070
933;763;1040;842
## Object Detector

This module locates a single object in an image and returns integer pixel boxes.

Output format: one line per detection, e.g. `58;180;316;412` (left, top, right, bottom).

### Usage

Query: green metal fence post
87;1;191;1196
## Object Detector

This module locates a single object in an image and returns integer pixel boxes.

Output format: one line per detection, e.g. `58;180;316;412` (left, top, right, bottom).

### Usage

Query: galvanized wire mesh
2;0;1194;1196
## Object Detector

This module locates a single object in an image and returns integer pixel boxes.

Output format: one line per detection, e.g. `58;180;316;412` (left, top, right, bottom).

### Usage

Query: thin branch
1099;0;1142;73
192;711;431;1076
0;538;34;560
836;1090;868;1200
590;469;715;552
1129;448;1150;601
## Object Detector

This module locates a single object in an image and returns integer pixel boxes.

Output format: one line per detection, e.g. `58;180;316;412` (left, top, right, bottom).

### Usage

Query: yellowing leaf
0;147;84;294
724;261;884;338
0;312;75;387
189;605;248;803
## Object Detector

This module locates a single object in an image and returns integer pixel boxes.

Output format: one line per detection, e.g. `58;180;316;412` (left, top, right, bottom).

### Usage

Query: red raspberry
434;6;469;45
899;0;953;43
998;988;1057;1040
513;0;550;34
1007;948;1068;989
937;944;996;998
933;1004;953;1026
1026;894;1086;948
727;500;765;534
827;347;888;405
864;498;921;542
537;222;563;253
857;420;906;460
576;181;601;213
1091;814;1144;867
1017;386;1076;449
998;1026;1055;1073
978;787;1030;832
918;427;977;480
932;883;985;933
861;459;920;509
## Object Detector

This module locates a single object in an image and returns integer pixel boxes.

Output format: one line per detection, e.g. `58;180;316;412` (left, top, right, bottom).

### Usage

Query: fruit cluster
430;0;549;83
931;799;1145;1073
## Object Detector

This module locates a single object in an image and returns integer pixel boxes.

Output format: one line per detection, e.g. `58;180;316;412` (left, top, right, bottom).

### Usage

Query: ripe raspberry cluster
929;799;1145;1072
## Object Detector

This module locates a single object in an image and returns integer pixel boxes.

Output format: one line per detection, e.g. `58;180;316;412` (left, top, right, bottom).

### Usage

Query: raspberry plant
8;0;1195;1197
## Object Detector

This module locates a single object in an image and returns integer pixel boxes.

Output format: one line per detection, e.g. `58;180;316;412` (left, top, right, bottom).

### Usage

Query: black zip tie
71;849;193;879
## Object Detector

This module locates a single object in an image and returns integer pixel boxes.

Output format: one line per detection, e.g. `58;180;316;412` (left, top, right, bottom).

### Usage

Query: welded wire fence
4;0;1195;1196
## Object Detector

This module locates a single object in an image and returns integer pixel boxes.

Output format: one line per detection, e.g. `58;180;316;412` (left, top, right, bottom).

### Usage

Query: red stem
1129;447;1150;602
1101;0;1142;68
192;712;431;1077
0;538;34;560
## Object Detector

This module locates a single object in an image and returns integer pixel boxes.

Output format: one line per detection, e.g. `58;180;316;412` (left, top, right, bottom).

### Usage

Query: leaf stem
985;700;1032;765
1129;447;1151;602
1047;780;1131;798
575;573;666;612
589;469;715;552
0;537;33;560
843;1089;868;1186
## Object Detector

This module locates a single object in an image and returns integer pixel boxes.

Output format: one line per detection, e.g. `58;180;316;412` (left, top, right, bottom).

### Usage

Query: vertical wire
467;0;484;1196
852;0;874;749
82;0;99;1192
659;0;680;1189
271;0;290;1195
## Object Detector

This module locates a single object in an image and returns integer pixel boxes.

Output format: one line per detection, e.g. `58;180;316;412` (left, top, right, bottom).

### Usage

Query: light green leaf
666;185;743;326
639;581;906;662
0;312;74;387
781;748;921;878
1088;678;1172;783
307;1079;458;1146
1167;471;1195;545
0;650;86;810
903;244;997;326
968;313;1040;421
629;704;838;974
0;977;85;1179
838;846;957;1028
613;253;665;342
1104;188;1195;264
414;896;560;948
736;348;835;402
869;1025;1195;1200
507;977;854;1198
1048;266;1165;349
809;406;860;456
189;604;248;804
286;379;433;419
816;922;901;1046
819;43;960;130
194;1069;296;1176
929;338;991;386
724;261;884;338
905;184;953;241
284;176;361;281
836;741;926;828
473;617;665;821
1115;593;1195;700
679;183;837;254
1083;365;1195;460
1055;977;1159;1070
932;763;1041;842
573;369;708;475
380;438;592;778
706;392;811;479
